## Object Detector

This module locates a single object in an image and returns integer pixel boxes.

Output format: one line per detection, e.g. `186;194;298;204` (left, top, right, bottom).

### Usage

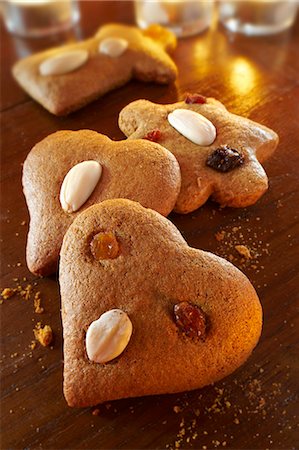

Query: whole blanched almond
168;109;216;146
39;50;89;76
86;309;133;364
99;37;128;57
60;160;102;213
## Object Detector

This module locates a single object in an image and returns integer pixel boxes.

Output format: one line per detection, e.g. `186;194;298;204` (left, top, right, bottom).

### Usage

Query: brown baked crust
60;199;262;407
22;130;181;276
119;97;279;213
12;24;178;115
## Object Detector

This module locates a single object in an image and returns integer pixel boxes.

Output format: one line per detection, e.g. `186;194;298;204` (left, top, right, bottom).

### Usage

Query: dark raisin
185;93;207;104
174;301;207;340
206;145;244;173
143;130;162;142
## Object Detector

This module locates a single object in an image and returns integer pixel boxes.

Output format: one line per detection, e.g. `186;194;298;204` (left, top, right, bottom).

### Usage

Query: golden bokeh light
229;57;258;95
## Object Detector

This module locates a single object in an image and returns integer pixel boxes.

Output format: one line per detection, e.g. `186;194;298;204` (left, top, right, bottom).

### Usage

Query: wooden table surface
1;2;298;449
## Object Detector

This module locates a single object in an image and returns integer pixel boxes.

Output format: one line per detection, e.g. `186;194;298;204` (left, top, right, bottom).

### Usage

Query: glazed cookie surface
60;199;262;407
119;94;279;213
13;24;177;115
23;130;181;276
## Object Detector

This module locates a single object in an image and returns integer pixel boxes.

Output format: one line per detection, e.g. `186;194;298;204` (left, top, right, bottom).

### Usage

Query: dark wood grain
1;2;298;449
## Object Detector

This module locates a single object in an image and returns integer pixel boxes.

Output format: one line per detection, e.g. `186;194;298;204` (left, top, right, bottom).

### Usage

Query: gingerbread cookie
23;130;181;276
12;24;177;115
119;94;279;213
60;199;262;407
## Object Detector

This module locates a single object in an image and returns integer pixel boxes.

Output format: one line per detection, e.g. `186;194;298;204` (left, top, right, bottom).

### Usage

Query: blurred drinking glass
3;0;80;38
218;0;298;36
135;0;215;37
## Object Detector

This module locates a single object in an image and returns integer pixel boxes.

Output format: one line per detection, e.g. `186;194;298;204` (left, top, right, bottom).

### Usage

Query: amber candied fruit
174;301;207;340
185;93;207;104
90;232;120;260
142;24;177;52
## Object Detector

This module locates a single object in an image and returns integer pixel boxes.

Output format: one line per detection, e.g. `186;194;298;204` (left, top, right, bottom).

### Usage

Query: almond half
39;49;89;76
86;309;133;364
99;37;128;58
168;109;216;146
60;160;102;213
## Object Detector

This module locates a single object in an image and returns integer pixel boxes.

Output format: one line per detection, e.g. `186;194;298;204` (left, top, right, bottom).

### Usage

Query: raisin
143;130;162;142
185;93;207;104
174;301;207;340
90;232;119;260
206;145;244;173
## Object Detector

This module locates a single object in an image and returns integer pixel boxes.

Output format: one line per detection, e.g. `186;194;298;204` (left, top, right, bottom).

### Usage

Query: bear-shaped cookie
13;24;177;115
23;130;181;276
60;199;262;407
119;94;279;213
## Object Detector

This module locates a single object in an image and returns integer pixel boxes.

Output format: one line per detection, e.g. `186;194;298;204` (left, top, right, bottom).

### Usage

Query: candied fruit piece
90;232;119;260
143;130;162;142
174;301;207;340
206;145;244;173
185;93;207;104
143;25;177;52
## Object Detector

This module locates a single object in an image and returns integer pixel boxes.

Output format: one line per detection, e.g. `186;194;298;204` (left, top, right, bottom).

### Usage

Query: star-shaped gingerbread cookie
13;24;177;115
23;130;181;276
60;199;262;407
119;94;279;213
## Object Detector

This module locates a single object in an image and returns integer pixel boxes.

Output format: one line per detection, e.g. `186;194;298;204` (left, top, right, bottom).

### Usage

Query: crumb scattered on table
215;231;226;242
1;287;17;300
33;323;53;347
173;405;183;413
34;292;44;313
165;365;290;449
235;245;252;259
29;340;37;350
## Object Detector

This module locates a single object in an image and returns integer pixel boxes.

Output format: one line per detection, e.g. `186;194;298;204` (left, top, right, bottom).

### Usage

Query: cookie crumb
19;284;32;301
29;340;37;350
33;323;53;347
235;245;252;259
34;292;44;313
173;405;182;413
215;231;225;242
1;287;17;300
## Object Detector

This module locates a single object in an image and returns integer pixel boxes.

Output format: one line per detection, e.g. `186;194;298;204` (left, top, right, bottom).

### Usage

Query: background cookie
119;95;279;213
23;130;181;276
60;199;262;407
12;23;177;115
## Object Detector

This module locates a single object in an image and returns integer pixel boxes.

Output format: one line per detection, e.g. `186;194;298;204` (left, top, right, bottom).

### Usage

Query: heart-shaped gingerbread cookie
23;130;181;276
119;95;279;213
60;199;262;407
